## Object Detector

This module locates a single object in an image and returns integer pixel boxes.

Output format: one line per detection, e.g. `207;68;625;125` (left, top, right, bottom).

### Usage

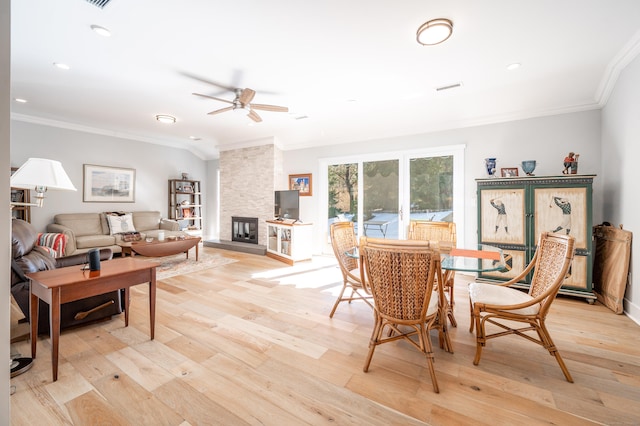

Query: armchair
11;219;123;334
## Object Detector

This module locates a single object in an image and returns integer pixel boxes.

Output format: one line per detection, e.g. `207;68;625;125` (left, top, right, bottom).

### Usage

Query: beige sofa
47;211;184;256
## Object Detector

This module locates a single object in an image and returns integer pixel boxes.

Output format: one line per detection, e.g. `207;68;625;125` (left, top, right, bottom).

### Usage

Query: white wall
601;53;640;322
1;0;11;420
283;110;603;254
10;121;207;234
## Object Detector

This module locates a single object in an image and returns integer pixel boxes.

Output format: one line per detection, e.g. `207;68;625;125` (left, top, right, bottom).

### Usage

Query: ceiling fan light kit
417;18;453;46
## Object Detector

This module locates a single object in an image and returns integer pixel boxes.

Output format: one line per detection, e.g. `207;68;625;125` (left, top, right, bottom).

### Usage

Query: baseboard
204;239;267;256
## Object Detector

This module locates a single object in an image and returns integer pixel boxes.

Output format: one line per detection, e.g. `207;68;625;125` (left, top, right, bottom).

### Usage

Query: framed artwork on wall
83;164;135;202
289;173;312;196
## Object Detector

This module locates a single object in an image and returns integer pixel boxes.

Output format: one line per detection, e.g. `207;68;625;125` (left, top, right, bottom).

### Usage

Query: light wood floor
9;247;640;425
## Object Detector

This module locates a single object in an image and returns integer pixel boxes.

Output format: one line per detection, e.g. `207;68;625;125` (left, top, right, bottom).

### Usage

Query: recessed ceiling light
507;62;521;71
90;24;111;37
14;98;28;103
189;136;201;141
417;18;453;46
155;114;176;124
53;63;70;70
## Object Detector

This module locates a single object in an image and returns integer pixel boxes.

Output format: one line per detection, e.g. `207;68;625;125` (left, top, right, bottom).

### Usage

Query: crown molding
596;29;640;107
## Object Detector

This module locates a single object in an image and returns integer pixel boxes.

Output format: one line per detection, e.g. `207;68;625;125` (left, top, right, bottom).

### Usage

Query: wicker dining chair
468;232;575;382
408;220;458;326
328;221;373;318
359;237;452;393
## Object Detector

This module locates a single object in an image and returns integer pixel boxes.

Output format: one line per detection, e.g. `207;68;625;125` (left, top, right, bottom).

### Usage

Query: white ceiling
10;0;640;160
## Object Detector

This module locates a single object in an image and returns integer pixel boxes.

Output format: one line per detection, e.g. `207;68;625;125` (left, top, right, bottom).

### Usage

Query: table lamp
10;158;77;208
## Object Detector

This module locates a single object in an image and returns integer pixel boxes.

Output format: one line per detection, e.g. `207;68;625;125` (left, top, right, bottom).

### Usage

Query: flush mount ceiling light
90;24;111;37
14;98;27;103
416;18;453;46
155;114;176;124
53;62;70;70
507;62;522;71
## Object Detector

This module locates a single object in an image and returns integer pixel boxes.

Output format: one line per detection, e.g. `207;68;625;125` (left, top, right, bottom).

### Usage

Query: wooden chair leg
329;283;348;318
419;325;439;393
363;316;382;372
539;321;574;383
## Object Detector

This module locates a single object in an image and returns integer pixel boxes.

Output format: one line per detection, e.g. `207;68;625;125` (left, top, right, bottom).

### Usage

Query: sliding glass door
322;145;464;253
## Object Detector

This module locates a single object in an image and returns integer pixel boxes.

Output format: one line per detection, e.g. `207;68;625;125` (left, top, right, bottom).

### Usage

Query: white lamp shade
10;158;77;191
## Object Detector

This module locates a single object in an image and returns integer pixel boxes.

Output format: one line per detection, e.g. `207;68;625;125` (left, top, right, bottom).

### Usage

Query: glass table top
441;244;505;272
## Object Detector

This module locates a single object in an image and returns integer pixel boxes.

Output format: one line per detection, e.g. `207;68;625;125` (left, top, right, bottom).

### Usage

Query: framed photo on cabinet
479;188;526;245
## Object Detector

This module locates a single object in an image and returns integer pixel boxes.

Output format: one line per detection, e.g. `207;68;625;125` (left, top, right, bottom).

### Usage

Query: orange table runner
449;248;501;260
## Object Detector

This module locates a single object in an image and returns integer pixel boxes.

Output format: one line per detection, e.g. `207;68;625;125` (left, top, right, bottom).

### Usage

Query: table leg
50;289;61;381
30;291;38;359
195;242;199;261
149;268;156;340
124;287;130;327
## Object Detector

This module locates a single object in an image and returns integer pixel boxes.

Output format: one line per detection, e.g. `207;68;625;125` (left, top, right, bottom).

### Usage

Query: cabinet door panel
563;255;588;290
479;188;526;245
533;186;588;250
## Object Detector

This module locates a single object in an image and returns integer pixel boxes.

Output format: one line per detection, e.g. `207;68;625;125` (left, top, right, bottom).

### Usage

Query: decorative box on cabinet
266;220;313;265
476;175;595;303
168;179;203;236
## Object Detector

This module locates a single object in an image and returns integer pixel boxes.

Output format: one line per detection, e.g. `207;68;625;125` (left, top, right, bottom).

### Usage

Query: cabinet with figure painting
476;175;595;302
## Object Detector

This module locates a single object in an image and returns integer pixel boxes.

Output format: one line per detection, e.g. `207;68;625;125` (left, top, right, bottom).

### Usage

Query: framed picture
83;164;135;202
501;167;519;177
182;184;194;193
289;173;312;196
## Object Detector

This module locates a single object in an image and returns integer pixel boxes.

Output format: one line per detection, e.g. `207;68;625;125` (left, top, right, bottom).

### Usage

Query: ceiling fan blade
181;72;235;92
248;109;263;122
193;92;234;105
207;106;234;116
239;88;256;105
250;103;289;113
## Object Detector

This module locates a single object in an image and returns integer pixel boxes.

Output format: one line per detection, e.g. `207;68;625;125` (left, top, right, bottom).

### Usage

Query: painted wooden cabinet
266;220;313;265
476;175;595;302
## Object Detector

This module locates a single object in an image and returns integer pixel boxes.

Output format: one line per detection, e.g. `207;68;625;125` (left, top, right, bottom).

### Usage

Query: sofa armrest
160;219;180;231
46;223;77;256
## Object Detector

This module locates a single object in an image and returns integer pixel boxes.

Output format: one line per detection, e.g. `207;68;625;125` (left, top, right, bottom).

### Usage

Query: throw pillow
36;232;68;258
107;212;136;235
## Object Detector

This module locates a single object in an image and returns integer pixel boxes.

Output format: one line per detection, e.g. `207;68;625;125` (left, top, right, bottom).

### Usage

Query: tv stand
266;220;313;265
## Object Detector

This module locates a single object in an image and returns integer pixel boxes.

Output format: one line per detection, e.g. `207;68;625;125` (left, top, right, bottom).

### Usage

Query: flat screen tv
274;190;300;220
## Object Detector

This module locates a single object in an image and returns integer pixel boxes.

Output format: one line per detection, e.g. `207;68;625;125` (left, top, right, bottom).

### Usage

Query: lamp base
10;357;33;378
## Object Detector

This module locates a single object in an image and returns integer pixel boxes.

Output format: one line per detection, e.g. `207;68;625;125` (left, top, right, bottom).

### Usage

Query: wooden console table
26;257;158;381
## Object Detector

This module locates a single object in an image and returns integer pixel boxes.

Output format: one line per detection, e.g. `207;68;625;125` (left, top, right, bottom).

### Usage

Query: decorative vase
484;158;497;177
521;160;537;176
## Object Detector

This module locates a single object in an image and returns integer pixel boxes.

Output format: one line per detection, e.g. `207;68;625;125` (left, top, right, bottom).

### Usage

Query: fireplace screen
232;217;259;244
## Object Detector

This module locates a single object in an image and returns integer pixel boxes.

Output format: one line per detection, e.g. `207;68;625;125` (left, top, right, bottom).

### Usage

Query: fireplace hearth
232;217;259;244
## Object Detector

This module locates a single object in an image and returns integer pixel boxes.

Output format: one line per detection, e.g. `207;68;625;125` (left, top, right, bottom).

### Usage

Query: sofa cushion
54;213;104;237
133;211;162;232
76;234;116;249
106;212;136;235
37;233;68;258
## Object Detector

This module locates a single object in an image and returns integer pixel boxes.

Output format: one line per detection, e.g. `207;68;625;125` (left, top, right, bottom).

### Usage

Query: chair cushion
426;293;439;317
468;282;540;315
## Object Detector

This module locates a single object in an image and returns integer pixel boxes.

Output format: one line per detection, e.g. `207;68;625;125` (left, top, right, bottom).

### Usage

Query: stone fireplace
209;141;283;254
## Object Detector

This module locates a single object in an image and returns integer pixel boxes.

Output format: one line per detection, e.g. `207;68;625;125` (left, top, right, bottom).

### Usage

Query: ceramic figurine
485;158;497;176
562;152;579;174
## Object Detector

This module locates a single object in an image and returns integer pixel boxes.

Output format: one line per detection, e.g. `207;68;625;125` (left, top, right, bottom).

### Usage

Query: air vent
435;82;463;92
85;0;112;9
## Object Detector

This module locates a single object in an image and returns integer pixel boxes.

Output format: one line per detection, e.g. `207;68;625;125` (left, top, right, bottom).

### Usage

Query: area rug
137;252;238;280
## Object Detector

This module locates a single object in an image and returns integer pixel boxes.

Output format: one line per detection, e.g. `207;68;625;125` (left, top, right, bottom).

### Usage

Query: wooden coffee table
119;236;200;260
26;257;158;382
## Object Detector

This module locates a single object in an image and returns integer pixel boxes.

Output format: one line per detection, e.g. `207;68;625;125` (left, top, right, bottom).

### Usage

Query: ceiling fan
193;88;289;123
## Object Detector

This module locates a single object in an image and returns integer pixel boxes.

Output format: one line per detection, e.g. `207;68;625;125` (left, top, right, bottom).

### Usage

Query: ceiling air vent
85;0;112;9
